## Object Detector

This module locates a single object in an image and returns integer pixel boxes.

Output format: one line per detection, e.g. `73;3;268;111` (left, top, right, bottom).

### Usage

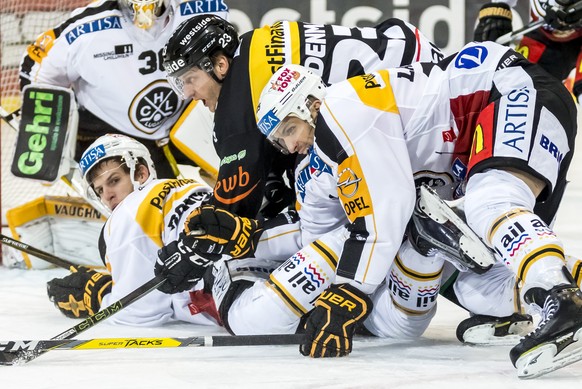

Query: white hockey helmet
256;64;326;154
79;134;157;208
120;0;171;30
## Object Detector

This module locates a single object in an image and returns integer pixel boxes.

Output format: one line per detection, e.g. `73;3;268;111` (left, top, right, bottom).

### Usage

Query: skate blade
462;321;531;346
516;327;582;379
418;185;496;272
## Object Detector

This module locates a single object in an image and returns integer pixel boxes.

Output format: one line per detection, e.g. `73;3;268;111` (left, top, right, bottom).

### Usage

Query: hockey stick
1;233;78;270
495;19;545;45
0;275;166;365
0;107;21;131
0;334;305;355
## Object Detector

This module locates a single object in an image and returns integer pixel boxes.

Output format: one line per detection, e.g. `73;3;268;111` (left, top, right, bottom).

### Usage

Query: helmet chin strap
199;57;225;84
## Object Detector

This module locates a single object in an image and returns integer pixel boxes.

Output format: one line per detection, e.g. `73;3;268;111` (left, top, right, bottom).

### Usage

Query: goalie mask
79;134;157;209
162;15;239;99
256;64;326;154
120;0;168;29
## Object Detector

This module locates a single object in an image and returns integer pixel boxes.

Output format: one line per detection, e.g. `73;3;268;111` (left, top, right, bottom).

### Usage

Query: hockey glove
300;284;373;358
47;266;112;319
155;239;216;294
184;205;263;259
260;173;296;219
473;2;513;42
542;0;582;30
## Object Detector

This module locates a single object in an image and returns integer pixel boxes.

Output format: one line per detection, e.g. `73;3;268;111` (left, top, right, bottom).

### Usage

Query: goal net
1;1;90;228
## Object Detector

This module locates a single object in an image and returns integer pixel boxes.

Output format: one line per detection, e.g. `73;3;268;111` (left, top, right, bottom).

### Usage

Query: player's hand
155;239;215;294
542;0;582;30
473;2;513;42
260;173;296;219
300;284;372;358
184;205;263;259
47;266;112;318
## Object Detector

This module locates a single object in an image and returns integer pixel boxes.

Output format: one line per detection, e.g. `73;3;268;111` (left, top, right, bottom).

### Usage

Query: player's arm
207;128;271;218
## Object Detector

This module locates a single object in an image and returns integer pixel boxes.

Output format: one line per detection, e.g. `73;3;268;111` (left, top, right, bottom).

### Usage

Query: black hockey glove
260;173;296;219
473;2;513;42
47;266;112;319
184;205;263;259
300;284;373;358
543;0;582;30
155;239;215;294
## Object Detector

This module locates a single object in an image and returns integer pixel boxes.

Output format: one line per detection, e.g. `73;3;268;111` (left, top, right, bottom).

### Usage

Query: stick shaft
0;275;166;365
496;19;544;45
0;334;305;353
0;233;76;270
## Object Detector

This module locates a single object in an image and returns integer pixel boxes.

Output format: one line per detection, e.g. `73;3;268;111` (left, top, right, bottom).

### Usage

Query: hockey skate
456;313;533;346
407;185;496;274
510;286;582;379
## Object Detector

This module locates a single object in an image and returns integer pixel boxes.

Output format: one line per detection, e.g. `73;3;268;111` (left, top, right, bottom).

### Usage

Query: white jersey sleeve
100;178;217;326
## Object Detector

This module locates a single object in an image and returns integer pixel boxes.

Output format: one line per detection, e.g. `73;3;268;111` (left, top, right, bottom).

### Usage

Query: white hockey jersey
20;0;228;140
295;40;573;292
100;177;218;326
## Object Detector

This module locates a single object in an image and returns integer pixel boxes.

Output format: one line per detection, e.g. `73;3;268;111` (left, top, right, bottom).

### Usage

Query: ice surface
0;114;580;389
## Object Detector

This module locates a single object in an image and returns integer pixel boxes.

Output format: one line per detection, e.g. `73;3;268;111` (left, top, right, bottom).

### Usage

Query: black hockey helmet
162;15;238;94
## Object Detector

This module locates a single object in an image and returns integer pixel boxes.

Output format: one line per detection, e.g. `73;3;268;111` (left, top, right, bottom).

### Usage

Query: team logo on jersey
179;0;229;16
66;16;122;44
455;45;488;69
296;149;333;202
337;156;372;222
129;80;184;134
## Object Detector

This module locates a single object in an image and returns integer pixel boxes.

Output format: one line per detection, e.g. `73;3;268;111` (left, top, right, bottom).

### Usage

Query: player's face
179;67;221;112
90;160;135;210
272;116;315;154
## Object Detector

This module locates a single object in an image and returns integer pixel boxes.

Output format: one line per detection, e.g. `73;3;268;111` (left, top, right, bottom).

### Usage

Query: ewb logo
455;45;488;69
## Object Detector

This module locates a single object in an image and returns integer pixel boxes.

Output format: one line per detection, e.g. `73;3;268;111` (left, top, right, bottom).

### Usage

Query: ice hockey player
46;134;220;327
19;0;229;178
473;0;581;102
242;40;580;377
161;14;444;218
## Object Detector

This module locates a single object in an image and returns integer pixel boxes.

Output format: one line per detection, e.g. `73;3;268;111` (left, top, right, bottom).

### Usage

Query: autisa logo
455;45;488;69
413;171;453;191
179;0;229;16
79;144;106;175
66;16;122;44
93;44;134;60
296;150;333;201
501;86;531;153
257;110;281;137
130;81;183;134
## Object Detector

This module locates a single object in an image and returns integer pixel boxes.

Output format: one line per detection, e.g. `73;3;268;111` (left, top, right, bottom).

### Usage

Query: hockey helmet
256;64;326;154
120;0;171;30
79;134;157;208
162;15;239;98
